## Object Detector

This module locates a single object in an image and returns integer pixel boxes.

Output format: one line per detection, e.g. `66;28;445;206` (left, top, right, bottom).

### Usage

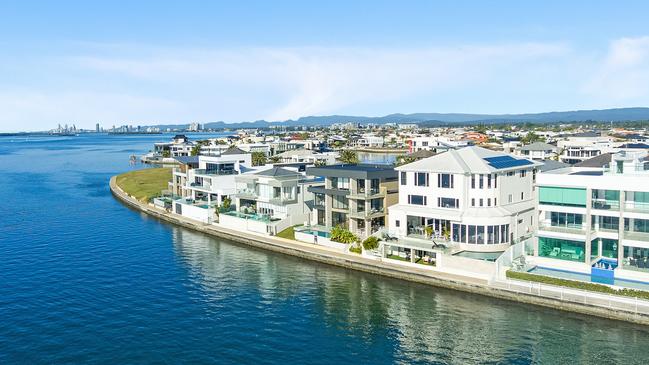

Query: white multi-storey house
388;146;540;253
171;147;252;207
218;167;316;236
408;136;472;153
534;150;649;282
557;132;615;164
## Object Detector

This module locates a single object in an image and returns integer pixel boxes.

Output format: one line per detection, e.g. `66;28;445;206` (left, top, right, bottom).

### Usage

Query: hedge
506;270;649;301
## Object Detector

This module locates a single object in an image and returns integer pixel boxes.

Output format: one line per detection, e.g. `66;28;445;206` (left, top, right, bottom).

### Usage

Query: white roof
396;146;541;174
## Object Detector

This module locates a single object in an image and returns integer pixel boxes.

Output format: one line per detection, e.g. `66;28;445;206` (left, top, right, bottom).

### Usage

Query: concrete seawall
110;176;649;325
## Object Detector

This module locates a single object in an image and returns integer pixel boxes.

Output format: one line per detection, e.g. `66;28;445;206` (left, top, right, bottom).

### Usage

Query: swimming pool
528;266;649;292
453;251;503;262
299;229;331;238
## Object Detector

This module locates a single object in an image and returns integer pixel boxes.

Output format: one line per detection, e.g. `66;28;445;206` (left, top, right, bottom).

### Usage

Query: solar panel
483;156;533;169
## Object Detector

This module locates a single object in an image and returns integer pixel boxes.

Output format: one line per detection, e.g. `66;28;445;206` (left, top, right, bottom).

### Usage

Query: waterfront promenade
111;174;649;324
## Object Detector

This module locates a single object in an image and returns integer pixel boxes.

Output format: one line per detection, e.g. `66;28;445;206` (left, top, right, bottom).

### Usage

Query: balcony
188;182;212;191
269;196;298;205
538;223;588;236
624;202;649;214
349;207;385;219
347;187;385;199
193;168;238;176
591;199;619;211
235;188;258;200
623;230;649;242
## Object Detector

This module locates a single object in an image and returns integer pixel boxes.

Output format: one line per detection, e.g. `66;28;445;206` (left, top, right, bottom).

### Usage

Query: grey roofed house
619;143;649;149
562;131;601;138
172;156;199;167
307;164;397;179
573;153;613;168
255;167;300;177
538;159;569;172
396;146;542;174
519;142;558;152
407;149;436;159
221;146;248;155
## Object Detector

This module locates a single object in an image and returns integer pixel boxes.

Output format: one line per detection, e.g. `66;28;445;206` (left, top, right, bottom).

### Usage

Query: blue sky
1;0;649;131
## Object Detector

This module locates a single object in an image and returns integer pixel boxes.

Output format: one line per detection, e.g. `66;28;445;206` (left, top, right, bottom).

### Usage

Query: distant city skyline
1;1;649;132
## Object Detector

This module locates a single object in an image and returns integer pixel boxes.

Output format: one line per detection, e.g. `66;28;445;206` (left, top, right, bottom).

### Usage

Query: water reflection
170;228;649;364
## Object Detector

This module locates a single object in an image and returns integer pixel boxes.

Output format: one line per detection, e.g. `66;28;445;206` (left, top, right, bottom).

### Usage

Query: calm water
1;134;648;364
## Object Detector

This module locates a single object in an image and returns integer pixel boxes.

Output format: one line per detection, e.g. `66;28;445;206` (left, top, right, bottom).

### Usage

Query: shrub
362;236;380;250
506;270;649;300
330;226;358;244
349;245;362;254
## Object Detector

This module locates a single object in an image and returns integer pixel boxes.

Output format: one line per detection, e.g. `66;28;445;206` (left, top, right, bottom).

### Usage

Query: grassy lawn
115;168;172;202
276;225;296;240
506;270;649;300
387;254;409;262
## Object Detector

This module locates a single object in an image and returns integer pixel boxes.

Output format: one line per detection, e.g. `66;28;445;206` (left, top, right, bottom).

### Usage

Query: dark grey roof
255;167;299;177
567;131;600;138
221;146;247;155
574;153;613;167
408;149;436;159
619;143;649;149
520;142;557;151
570;171;604;176
538;160;569;172
173;156;199;165
307;164;396;179
621;134;647;140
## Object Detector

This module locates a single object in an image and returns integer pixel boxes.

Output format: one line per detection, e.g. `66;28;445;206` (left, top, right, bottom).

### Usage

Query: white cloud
11;39;649;132
582;36;649;101
70;43;570;123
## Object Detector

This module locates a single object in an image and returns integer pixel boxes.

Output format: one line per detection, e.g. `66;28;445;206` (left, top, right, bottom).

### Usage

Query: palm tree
251;152;267;166
338;150;359;164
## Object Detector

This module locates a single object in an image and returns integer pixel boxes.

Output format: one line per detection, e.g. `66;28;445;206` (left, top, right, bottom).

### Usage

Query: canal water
0;134;648;364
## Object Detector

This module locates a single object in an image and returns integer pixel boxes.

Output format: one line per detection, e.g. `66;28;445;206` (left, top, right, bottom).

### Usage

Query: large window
592;189;620;210
594;215;619;231
331;177;349;190
550;212;583;229
601;239;618;258
539;187;587;207
451;224;508;244
623;246;649;272
625;218;649;234
626;191;649;212
538;237;585;262
415;172;429;187
332;195;349;209
332;212;347;226
438;197;459;209
438;173;454;188
408;195;427;206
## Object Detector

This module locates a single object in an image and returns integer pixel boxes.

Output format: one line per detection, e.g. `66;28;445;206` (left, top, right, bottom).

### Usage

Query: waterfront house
534;150;649;283
275;149;338;165
218;166;316;235
387;146;541;254
303;164;399;238
154;134;196;157
169;147;253;222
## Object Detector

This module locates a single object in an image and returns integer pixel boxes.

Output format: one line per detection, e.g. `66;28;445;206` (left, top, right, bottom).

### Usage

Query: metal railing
491;279;649;316
193;169;238;176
